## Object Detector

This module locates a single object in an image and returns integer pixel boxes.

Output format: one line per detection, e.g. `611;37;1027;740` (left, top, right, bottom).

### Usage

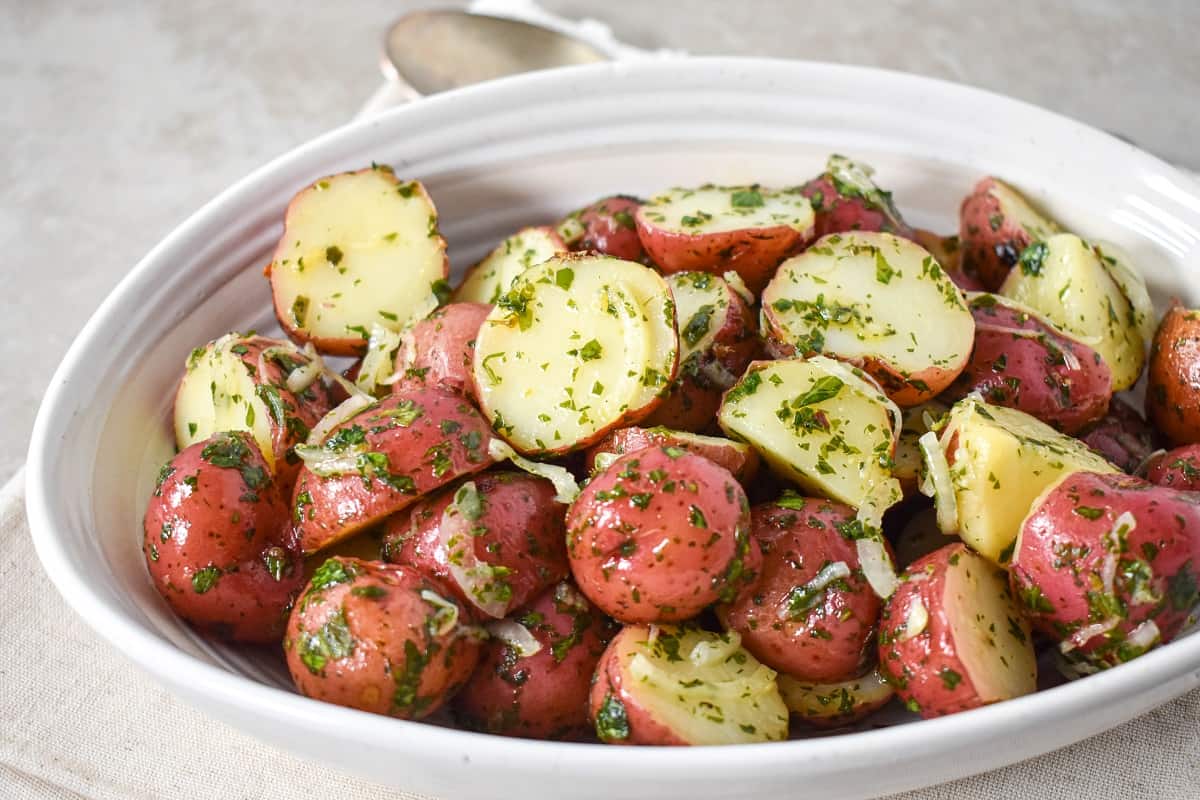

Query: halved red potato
1145;445;1200;490
454;581;615;739
799;154;916;240
947;293;1112;433
174;334;332;485
911;229;985;291
1010;471;1200;671
144;432;303;642
1146;305;1200;446
267;166;448;356
1080;396;1163;473
566;447;758;624
717;357;902;521
588;624;789;745
878;543;1036;718
284;557;480;719
381;472;569;618
761;231;975;406
925;397;1119;563
471;253;679;456
292;386;496;555
999;233;1148;391
893;399;950;495
557;195;648;263
718;497;881;682
394;302;490;394
635;184;815;293
453;226;567;305
585;426;759;485
959;176;1060;291
637;378;722;434
778;667;894;729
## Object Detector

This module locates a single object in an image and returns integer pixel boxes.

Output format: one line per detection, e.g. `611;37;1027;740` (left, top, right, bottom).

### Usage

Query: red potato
777;667;895;729
292;386;496;555
1079;397;1163;473
718;497;882;682
638;379;722;434
558;195;649;263
878;543;1036;719
585;426;759;485
912;229;985;292
453;226;567;306
1145;445;1200;490
1010;471;1200;670
635;184;815;293
395;302;491;394
1146;305;1200;446
947;294;1112;433
799;154;916;240
588;624;789;745
454;581;615;738
285;558;480;719
382;472;569;618
566;447;759;624
143;431;303;642
959;176;1060;291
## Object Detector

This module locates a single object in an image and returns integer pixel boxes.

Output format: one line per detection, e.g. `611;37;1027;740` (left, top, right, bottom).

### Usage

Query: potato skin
284;558;480;719
563;195;648;263
292;387;495;554
1146;305;1200;446
718;498;881;682
587;627;688;746
566;447;759;623
381;472;569;618
1079;397;1163;473
1010;471;1200;668
454;582;615;738
800;174;916;240
396;302;490;393
585;426;759;485
912;230;985;292
948;296;1111;433
959;177;1048;291
143;432;303;642
1145;445;1200;491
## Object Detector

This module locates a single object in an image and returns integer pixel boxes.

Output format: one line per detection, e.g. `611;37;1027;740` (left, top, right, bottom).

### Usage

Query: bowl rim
26;55;1200;776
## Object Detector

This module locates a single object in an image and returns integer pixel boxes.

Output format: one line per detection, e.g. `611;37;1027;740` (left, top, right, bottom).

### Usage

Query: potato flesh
990;179;1059;241
640;185;814;235
174;340;275;469
939;399;1119;562
472;255;678;454
667;272;730;363
718;356;901;517
622;626;788;744
777;668;893;719
454;227;565;305
943;549;1036;703
762;232;974;383
999;233;1145;390
271;170;445;345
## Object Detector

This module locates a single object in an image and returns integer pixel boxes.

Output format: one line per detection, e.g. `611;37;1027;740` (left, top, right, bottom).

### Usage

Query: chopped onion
898;597;928;642
856;537;898;599
419;589;460;636
1134;449;1167;478
777;561;851;620
590;451;619;476
292;444;360;477
553;581;590;613
488;439;580;504
972;322;1047;340
689;631;741;667
918;431;959;533
646;624;660;647
826;154;906;231
305;393;376;447
1124;619;1161;651
1062;616;1120;653
485;619;542;657
437;505;510;619
722;270;755;306
356;323;403;394
1060;345;1081;372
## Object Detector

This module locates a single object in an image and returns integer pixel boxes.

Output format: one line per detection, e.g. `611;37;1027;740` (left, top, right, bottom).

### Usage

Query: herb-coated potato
585;426;759;485
635;184;815;293
878;543;1036;719
777;667;894;729
1145;445;1200;490
453;226;567;305
174;334;332;486
267;166;449;356
912;229;985;292
1146;305;1200;445
718;497;882;682
1079;397;1163;473
454;582;615;738
382;472;569;618
894;400;950;496
557;195;648;263
799;154;916;240
1010;471;1200;671
395;302;490;394
588;624;789;745
948;294;1112;433
292;387;496;555
761;232;975;406
958;176;1060;291
143;432;303;642
285;558;480;719
566;447;759;624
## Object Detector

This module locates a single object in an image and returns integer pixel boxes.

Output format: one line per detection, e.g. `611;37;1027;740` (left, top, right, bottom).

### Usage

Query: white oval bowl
27;58;1200;800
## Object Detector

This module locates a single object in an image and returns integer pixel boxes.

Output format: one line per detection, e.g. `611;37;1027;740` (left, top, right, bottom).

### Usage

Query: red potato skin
1080;397;1164;473
396;302;491;394
678;275;762;391
143;432;303;643
638;377;723;433
1146;305;1200;446
1010;471;1200;668
912;230;985;293
587;626;688;746
292;386;495;555
454;583;616;738
381;472;569;617
284;558;480;719
1145;445;1200;491
800;175;916;241
958;177;1039;291
947;298;1112;433
584;426;760;485
566;448;760;624
718;499;882;682
565;196;649;263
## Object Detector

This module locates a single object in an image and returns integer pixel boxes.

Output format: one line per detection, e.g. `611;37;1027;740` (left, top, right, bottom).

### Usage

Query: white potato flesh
943;548;1037;703
777;667;894;722
619;626;789;744
718;356;902;518
935;398;1119;563
269;168;447;351
639;184;814;236
453;226;566;305
761;232;974;401
472;254;678;455
999;233;1145;390
1091;240;1157;346
989;178;1060;240
668;271;730;363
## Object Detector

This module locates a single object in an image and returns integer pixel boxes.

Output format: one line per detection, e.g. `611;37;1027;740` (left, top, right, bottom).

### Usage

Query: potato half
453;226;567;305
